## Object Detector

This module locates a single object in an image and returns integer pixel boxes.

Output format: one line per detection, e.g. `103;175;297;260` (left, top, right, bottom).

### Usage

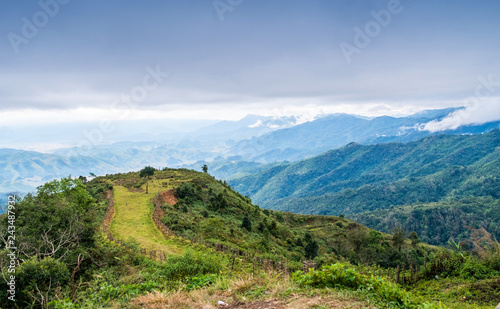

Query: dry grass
131;273;374;309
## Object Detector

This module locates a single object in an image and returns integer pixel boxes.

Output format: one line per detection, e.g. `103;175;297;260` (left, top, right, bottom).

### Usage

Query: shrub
15;257;70;308
293;263;444;309
157;250;224;281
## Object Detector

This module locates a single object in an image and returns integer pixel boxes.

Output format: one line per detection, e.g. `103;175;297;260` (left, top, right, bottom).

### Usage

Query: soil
160;189;178;205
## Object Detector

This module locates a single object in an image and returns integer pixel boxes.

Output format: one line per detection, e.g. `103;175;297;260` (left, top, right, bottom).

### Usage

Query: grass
129;272;376;309
409;277;499;309
110;179;185;255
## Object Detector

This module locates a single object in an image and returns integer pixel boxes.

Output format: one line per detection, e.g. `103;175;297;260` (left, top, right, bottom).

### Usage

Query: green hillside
1;169;499;308
229;130;500;243
349;196;500;247
102;168;428;269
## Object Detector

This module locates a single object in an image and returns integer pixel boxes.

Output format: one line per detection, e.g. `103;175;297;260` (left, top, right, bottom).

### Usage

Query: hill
99;168;427;269
1;169;499;308
229;130;500;243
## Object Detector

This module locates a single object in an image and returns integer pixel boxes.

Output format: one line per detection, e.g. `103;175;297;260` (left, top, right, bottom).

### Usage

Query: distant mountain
228;109;500;162
0;148;128;183
0;148;132;212
186;115;298;141
229;130;500;216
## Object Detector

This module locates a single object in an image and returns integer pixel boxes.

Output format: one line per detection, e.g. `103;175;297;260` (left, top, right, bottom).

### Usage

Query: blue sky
1;0;499;126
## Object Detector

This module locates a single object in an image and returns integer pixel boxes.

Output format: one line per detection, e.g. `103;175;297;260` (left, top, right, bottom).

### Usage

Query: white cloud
422;97;500;132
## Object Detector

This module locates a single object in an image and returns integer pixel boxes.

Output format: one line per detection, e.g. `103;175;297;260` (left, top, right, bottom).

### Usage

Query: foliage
0;178;98;262
351;196;500;247
230;130;500;219
293;263;445;309
241;216;252;231
139;166;156;178
1;257;70;308
420;250;495;280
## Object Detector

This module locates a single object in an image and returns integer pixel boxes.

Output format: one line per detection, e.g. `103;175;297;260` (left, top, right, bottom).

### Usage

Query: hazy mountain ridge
227;109;500;163
1;108;499;211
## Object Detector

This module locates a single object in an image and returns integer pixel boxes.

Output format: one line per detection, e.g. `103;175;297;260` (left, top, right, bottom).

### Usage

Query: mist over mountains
1;108;499;211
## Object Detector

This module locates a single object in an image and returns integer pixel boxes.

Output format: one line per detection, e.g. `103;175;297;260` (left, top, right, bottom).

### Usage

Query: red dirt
160;189;178;206
104;190;115;226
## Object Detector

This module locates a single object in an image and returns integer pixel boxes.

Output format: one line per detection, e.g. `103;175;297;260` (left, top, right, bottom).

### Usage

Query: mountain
229;130;500;217
0;148;129;209
186;114;298;141
228;109;500;162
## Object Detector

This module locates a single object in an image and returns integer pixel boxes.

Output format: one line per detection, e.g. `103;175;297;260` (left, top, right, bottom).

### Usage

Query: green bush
422;250;496;280
156;250;224;281
15;257;70;308
293;263;445;309
185;274;218;291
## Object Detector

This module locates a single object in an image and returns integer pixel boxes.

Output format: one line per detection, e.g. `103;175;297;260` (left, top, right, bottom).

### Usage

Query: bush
176;183;203;201
14;257;69;308
157;250;224;281
422;250;496;280
293;263;444;309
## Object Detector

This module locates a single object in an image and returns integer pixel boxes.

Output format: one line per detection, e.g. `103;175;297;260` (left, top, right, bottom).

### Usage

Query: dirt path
226;296;372;309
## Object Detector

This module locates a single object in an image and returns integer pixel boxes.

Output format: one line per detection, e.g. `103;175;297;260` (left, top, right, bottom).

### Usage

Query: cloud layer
422;97;500;132
1;0;499;123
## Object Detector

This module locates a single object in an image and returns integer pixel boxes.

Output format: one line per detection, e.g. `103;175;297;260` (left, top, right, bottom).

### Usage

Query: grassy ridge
111;184;183;255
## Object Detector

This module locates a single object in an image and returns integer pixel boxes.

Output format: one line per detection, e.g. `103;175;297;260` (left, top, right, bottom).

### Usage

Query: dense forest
350;197;500;247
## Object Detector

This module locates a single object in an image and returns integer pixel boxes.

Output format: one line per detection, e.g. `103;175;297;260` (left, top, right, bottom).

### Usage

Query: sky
1;0;500;129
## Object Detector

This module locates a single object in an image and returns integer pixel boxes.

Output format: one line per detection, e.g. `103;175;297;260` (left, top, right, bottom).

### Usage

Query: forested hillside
229;130;500;246
350;197;500;246
230;130;500;214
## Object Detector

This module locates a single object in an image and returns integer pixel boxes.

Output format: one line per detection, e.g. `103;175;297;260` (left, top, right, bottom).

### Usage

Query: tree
305;239;319;260
241;216;252;232
139;166;156;194
0;178;96;261
202;164;208;173
392;225;406;251
408;231;421;246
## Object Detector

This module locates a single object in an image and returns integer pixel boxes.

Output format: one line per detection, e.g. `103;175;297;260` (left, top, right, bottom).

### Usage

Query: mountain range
1;108;499;211
229;130;500;213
